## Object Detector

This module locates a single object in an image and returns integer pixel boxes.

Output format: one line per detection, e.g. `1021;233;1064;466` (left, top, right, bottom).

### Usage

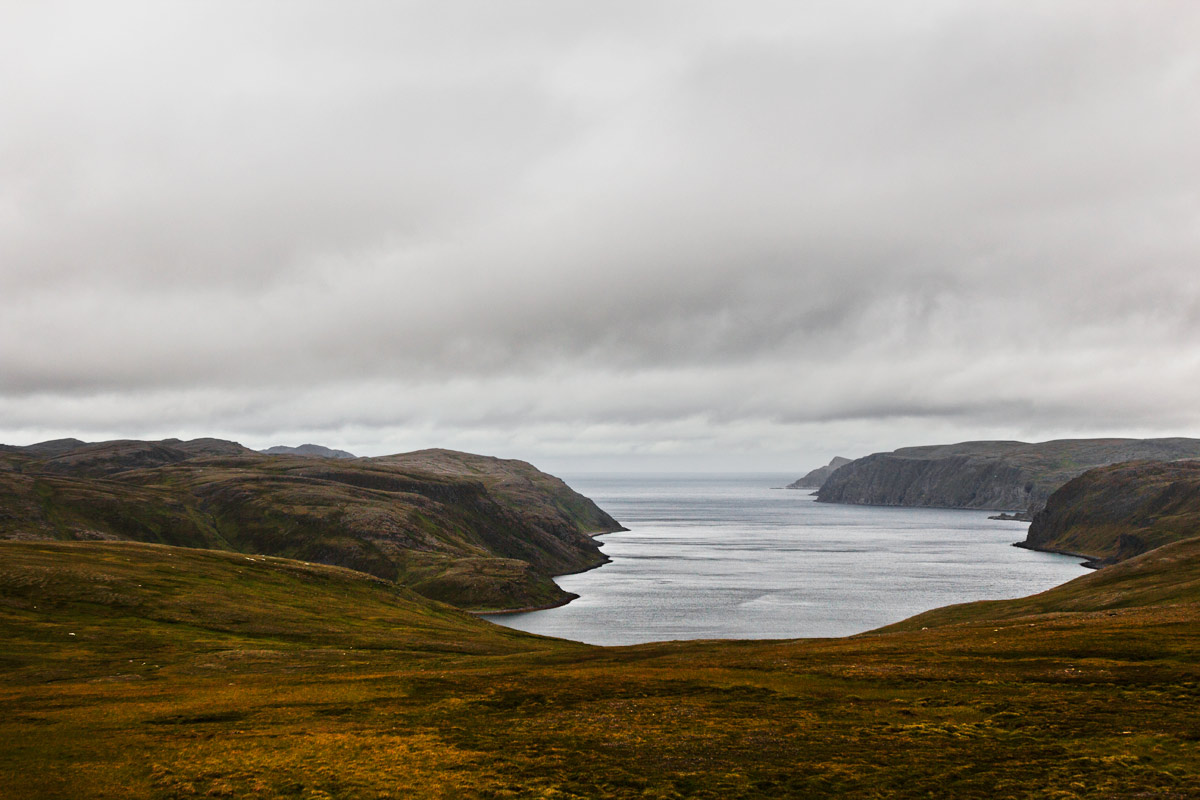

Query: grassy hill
3;537;1200;798
1019;459;1200;566
0;439;624;611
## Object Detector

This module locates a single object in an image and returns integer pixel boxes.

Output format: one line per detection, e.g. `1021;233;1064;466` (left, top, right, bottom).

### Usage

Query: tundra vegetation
4;444;1200;798
2;534;1200;797
0;439;623;612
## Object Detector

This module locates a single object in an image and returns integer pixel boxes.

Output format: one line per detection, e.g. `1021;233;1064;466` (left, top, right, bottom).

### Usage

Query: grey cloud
3;2;1200;469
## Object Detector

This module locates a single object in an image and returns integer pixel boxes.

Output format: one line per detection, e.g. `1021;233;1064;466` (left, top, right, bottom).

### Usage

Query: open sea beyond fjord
484;473;1090;646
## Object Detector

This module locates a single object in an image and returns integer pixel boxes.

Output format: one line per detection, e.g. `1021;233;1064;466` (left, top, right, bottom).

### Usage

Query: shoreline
470;592;580;616
1012;540;1101;569
814;498;1031;513
479;496;1093;642
472;524;627;616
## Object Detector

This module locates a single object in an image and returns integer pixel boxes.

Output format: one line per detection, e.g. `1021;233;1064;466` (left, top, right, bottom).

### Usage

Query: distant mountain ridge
18;437;87;457
261;443;357;459
0;437;624;611
816;438;1200;514
787;456;852;489
8;437;256;476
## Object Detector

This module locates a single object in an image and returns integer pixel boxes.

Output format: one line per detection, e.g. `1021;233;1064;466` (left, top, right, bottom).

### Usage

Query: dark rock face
818;451;1032;510
1020;459;1200;566
817;438;1200;513
786;456;852;489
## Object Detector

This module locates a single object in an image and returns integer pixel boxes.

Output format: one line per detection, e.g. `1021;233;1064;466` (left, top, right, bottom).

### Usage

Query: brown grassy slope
3;538;1200;799
0;441;624;611
884;533;1200;630
1019;459;1200;565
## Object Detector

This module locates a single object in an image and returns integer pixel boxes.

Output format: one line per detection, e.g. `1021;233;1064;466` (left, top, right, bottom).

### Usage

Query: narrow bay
485;473;1090;645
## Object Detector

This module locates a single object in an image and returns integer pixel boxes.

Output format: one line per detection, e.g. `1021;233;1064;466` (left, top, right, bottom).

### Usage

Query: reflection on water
483;473;1089;646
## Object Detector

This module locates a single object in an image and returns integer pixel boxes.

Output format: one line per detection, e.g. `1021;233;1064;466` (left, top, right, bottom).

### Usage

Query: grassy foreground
3;539;1200;799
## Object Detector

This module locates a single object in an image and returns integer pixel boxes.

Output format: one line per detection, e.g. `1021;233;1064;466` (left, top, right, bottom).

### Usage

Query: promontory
814;437;1200;516
0;438;625;612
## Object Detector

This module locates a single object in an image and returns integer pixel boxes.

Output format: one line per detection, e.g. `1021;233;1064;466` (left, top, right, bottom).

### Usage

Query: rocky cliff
816;438;1200;513
1019;459;1200;566
787;456;852;489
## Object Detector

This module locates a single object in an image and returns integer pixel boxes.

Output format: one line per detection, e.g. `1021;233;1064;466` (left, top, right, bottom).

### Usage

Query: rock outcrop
817;438;1200;514
787;456;852;489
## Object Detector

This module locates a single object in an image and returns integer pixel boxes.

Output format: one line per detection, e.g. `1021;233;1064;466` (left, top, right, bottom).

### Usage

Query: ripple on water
484;473;1090;646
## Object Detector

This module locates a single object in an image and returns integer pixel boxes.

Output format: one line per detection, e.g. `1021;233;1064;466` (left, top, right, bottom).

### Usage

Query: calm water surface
484;473;1090;645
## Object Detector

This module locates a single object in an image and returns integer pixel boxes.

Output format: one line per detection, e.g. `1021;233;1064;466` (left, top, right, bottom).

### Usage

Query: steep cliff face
817;452;1032;509
787;456;852;489
817;438;1200;513
1020;459;1200;566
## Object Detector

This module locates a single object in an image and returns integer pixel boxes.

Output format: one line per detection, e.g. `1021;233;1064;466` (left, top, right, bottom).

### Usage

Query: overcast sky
2;2;1199;472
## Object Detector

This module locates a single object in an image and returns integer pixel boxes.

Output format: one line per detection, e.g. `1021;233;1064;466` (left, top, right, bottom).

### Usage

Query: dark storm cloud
2;2;1200;468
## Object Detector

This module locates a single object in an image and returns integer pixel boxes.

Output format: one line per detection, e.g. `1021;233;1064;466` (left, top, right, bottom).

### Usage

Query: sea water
483;473;1090;646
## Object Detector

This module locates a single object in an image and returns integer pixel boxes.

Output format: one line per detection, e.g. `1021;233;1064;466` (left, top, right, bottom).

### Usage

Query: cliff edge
816;438;1200;514
787;456;852;489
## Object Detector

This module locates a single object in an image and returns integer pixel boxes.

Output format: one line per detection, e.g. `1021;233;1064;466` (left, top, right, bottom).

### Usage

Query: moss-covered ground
4;539;1200;798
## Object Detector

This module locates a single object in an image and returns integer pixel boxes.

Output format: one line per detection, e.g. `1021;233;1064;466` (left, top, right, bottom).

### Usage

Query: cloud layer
3;2;1200;470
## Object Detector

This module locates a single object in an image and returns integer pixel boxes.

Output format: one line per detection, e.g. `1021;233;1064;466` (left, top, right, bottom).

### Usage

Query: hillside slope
1018;459;1200;565
883;532;1200;631
0;541;547;668
0;439;624;611
3;539;1200;798
816;437;1200;514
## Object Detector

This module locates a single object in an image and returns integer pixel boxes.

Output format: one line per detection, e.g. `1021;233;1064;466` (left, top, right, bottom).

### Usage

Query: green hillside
1020;459;1200;565
0;439;624;611
3;537;1200;799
